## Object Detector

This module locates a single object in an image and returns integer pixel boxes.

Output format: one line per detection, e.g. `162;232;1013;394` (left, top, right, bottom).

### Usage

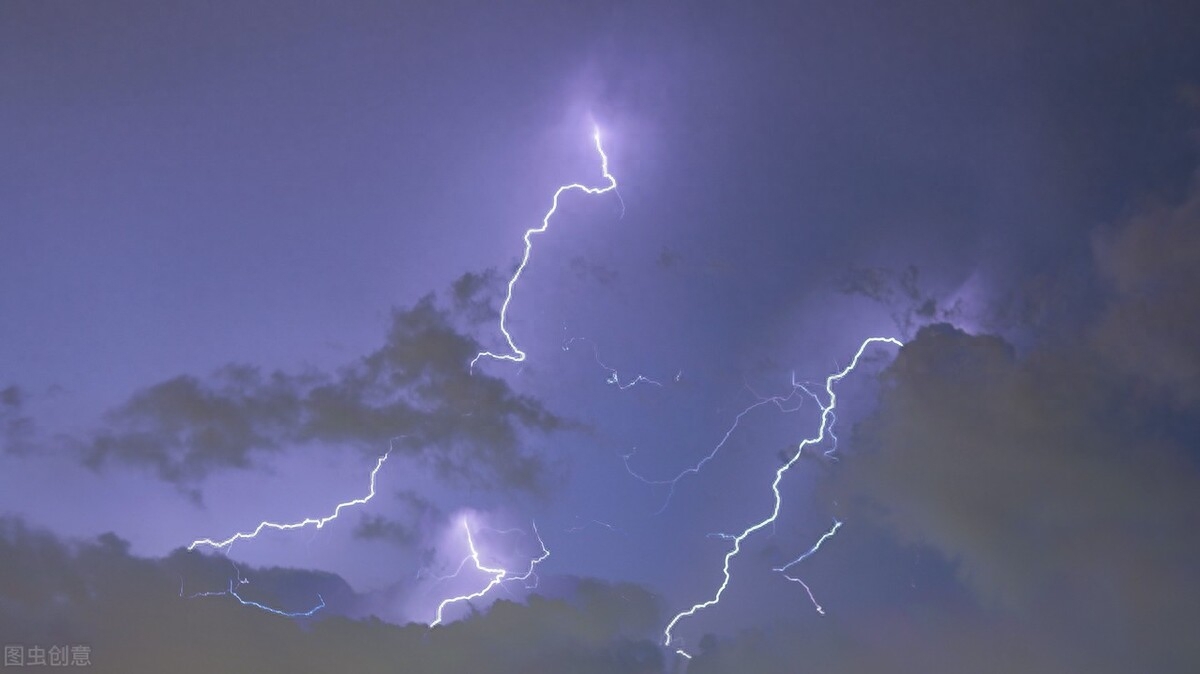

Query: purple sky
3;2;1200;672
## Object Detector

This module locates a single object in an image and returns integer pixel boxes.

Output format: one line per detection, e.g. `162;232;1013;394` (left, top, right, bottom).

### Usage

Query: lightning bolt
180;449;388;616
471;127;620;369
621;374;811;514
823;410;842;459
663;336;902;654
773;519;842;615
187;449;390;552
419;524;536;582
182;125;611;623
429;519;550;627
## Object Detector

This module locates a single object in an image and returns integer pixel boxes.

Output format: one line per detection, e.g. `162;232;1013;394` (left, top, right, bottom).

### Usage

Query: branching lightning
471;127;620;369
187;451;391;553
183;126;610;624
164;119;905;656
773;519;842;615
180;563;325;618
429;520;550;627
181;449;389;616
662;336;902;654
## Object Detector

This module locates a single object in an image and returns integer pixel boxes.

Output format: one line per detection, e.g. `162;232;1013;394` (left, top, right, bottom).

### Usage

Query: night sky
3;1;1200;672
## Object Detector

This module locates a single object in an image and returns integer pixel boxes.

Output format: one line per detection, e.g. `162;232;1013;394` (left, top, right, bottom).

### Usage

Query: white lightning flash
663;337;902;653
187;450;390;552
472;128;620;369
429;520;550;627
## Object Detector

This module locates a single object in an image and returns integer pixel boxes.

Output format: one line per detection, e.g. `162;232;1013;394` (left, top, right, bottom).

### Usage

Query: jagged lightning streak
663;336;902;654
419;525;534;582
429;520;550;627
188;450;390;552
773;519;842;615
180;450;385;616
621;375;810;514
471;127;620;369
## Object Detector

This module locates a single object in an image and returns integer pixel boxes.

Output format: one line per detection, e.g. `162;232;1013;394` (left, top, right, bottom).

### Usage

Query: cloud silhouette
0;518;665;674
83;275;576;495
1091;181;1200;407
0;385;35;455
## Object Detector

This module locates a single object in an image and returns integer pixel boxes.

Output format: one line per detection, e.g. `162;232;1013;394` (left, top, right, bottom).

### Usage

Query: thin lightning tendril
563;337;663;389
183;580;326;618
417;554;474;583
564;517;622;536
429;520;550;627
777;575;823;616
663;336;902;654
180;564;325;618
776;519;842;574
472;128;619;369
621;375;811;515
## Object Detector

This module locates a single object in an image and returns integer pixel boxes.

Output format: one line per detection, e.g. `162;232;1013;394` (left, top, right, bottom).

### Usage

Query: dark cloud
826;321;1200;670
655;247;679;270
1091;180;1200;407
85;368;308;483
353;491;441;548
83;277;576;495
449;269;504;325
683;612;1084;674
0;385;35;455
569;255;620;286
0;519;665;674
839;265;967;338
353;514;419;547
787;182;1200;673
0;518;359;646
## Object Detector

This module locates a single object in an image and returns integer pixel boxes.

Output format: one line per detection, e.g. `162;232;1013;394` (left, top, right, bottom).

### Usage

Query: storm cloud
0;518;665;674
1091;181;1200;406
824;186;1200;673
0;386;35;456
83;277;575;494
